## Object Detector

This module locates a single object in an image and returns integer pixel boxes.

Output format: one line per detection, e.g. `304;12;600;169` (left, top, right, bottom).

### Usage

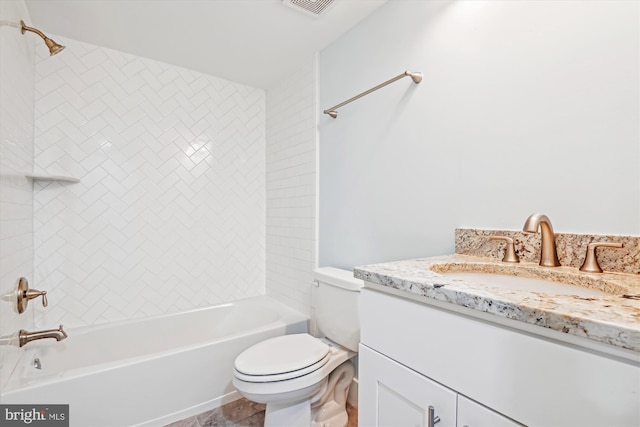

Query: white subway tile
265;59;316;316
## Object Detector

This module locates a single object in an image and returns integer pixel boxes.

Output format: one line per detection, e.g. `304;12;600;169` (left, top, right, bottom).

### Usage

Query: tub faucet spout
19;325;68;347
523;213;561;267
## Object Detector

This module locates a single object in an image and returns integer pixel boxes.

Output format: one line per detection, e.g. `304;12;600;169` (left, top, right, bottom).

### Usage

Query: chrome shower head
20;20;65;56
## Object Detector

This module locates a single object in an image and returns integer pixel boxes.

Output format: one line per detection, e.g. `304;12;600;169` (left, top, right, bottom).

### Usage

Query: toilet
232;267;363;427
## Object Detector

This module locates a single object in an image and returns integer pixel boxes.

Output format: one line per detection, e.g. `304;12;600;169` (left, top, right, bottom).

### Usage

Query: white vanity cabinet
456;395;522;427
358;288;640;427
359;345;520;427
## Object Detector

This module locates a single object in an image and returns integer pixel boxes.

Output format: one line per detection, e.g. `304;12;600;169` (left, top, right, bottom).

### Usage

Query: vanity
354;227;640;427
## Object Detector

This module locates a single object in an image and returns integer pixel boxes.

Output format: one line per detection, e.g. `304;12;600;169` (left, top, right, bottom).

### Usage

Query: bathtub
0;296;308;426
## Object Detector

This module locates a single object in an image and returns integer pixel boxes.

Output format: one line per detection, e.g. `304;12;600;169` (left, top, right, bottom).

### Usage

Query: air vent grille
282;0;336;17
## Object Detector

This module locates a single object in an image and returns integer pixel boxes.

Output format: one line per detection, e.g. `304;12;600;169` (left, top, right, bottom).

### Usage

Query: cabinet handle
427;405;441;426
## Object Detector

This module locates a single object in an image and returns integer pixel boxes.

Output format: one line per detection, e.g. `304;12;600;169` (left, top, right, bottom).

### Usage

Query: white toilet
232;267;363;427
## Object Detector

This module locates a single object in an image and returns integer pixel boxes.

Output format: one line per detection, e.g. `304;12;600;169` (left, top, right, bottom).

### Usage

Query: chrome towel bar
323;70;422;118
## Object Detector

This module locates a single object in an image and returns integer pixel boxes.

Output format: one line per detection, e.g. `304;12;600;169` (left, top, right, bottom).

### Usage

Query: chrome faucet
19;325;67;347
522;213;561;267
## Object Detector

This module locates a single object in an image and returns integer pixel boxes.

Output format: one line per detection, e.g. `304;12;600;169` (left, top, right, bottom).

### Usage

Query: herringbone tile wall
33;36;266;329
265;58;317;316
0;1;35;389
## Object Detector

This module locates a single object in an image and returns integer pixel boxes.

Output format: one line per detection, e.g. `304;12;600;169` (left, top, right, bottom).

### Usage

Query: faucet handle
26;288;48;307
490;236;520;263
579;242;623;273
16;277;48;314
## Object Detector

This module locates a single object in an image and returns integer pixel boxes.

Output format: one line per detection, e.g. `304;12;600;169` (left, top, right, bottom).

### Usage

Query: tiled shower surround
265;58;317;316
0;0;35;389
33;37;266;328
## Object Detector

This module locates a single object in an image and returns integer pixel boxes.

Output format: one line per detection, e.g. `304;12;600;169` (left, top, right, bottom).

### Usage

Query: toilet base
311;360;354;427
312;400;348;427
265;400;311;427
260;360;355;427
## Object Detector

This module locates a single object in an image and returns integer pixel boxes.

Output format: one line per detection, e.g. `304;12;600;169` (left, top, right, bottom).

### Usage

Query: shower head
20;20;65;56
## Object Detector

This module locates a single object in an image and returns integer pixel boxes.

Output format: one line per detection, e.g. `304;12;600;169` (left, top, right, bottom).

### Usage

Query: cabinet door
359;344;457;427
457;395;523;427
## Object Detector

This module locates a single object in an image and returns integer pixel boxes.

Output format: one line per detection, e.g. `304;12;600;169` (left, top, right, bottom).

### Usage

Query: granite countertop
354;254;640;352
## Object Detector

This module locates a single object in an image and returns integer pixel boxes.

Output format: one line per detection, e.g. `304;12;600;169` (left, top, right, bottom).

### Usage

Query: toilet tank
312;267;364;352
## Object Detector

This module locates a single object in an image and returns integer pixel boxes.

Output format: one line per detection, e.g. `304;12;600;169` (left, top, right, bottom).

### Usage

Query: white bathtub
0;296;308;426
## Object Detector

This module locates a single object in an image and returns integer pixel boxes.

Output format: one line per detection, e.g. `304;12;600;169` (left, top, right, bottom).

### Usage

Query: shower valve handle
26;288;48;307
16;277;48;313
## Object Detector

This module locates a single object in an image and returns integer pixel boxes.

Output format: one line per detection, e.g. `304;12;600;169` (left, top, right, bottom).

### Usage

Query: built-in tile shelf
26;174;80;183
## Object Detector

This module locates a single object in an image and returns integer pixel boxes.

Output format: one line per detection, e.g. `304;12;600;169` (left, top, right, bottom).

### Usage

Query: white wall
319;0;639;269
33;37;266;328
265;57;318;315
0;0;35;390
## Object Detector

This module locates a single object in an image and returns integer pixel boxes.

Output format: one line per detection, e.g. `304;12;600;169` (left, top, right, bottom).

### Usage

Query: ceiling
24;0;387;89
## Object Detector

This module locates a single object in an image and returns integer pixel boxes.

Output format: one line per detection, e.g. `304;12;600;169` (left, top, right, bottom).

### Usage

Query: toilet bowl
232;267;363;427
232;334;356;426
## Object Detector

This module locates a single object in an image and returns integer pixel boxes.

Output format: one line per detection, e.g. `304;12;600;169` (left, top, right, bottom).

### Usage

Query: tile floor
165;398;358;427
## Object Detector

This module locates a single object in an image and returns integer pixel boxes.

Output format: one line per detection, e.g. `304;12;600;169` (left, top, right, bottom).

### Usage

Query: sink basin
429;261;632;297
441;271;609;297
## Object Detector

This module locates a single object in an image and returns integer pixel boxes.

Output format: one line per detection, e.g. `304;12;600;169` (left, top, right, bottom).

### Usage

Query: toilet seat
235;334;330;381
234;352;331;382
233;337;355;402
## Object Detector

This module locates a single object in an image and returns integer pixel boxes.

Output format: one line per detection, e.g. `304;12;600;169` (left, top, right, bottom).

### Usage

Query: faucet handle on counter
579;242;623;273
489;236;520;263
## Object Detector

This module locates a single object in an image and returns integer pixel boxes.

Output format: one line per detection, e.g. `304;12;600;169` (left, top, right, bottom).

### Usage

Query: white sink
442;271;609;297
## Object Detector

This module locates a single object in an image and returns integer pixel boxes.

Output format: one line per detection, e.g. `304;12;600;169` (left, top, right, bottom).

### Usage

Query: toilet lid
235;333;329;376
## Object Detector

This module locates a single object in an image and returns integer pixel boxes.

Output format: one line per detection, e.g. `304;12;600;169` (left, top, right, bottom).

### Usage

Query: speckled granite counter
354;254;640;352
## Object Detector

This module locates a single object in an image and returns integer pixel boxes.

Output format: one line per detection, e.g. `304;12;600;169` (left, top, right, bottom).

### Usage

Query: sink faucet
522;213;561;267
19;325;67;347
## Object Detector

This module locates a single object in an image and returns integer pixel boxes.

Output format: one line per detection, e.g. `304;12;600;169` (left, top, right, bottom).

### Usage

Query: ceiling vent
282;0;336;17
